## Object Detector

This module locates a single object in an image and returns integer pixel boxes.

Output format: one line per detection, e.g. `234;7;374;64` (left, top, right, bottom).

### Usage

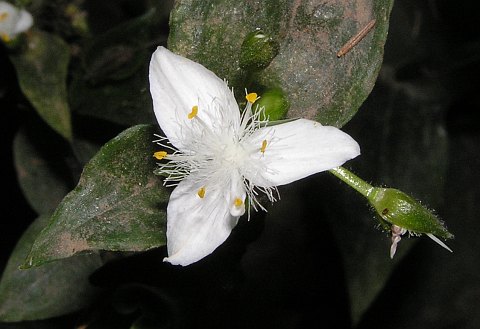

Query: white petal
245;119;360;186
12;8;33;35
0;2;32;37
149;46;240;151
164;177;240;266
0;2;16;36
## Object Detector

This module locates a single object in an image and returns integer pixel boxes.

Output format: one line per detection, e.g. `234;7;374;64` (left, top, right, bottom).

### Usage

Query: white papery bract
149;46;361;266
0;1;33;43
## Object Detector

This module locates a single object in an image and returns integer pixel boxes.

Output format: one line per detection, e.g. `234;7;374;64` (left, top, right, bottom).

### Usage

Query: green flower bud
328;167;453;258
255;88;289;121
368;188;453;240
239;29;279;71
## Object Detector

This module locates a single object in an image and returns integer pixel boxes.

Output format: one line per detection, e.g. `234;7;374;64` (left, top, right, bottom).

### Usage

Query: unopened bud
368;187;453;256
329;167;454;257
239;29;279;71
255;88;289;121
369;188;452;238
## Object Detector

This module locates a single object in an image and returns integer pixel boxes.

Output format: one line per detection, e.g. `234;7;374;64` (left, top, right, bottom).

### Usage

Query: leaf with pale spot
10;30;72;141
169;0;394;127
24;125;169;268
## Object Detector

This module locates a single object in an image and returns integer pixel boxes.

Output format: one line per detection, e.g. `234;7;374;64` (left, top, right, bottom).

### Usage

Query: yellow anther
153;151;168;160
260;139;267;153
0;12;8;22
188;105;198;119
234;197;243;207
0;32;10;43
246;92;258;104
197;186;206;199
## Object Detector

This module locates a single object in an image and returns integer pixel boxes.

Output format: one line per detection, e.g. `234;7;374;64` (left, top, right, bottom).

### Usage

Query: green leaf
168;0;394;127
0;215;102;322
69;62;155;126
68;10;158;126
9;30;72;141
24;125;168;268
82;9;155;85
13;126;73;215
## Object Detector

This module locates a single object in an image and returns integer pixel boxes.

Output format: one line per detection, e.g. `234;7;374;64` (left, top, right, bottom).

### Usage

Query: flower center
153;91;276;214
220;140;247;169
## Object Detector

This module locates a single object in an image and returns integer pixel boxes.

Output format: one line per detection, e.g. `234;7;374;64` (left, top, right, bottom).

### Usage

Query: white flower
149;46;361;266
0;1;33;43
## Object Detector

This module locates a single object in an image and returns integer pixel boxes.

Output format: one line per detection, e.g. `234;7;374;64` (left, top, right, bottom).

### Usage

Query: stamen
197;186;206;198
0;12;8;22
0;32;10;43
246;93;258;104
153;151;168;160
188;105;198;119
234;197;243;207
260;140;267;153
390;225;407;259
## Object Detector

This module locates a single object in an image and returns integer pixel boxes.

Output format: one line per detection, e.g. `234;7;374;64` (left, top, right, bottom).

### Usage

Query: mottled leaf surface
25;125;168;267
13;126;73;215
9;30;72;141
169;0;394;127
0;215;102;322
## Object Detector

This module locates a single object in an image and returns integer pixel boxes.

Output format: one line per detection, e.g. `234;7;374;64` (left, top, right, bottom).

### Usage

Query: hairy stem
329;166;374;198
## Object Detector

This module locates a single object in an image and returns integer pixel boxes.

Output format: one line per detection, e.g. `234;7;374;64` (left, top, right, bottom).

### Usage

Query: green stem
329;166;375;198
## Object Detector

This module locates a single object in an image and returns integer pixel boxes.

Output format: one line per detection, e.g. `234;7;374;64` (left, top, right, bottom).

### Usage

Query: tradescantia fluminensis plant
2;1;471;328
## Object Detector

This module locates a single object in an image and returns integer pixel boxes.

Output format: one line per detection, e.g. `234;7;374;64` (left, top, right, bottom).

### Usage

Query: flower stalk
330;166;453;257
329;166;374;198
